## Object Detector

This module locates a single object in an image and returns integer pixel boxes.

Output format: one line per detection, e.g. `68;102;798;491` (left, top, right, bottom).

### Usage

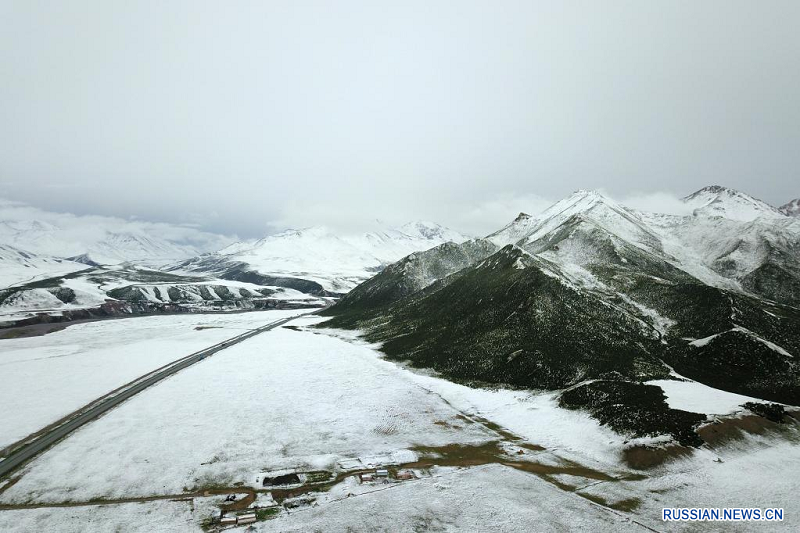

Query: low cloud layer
0;198;233;256
1;2;797;238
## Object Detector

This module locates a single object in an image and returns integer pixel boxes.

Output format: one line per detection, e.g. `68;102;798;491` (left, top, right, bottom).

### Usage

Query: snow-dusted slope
326;185;800;448
665;216;799;279
781;198;800;217
682;185;787;221
518;190;665;255
0;244;89;289
485;213;538;246
227;226;385;291
0;264;324;322
0;199;233;266
174;222;469;293
477;187;800;303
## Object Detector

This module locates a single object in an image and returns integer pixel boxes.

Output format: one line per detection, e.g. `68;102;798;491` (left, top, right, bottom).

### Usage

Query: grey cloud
1;1;798;238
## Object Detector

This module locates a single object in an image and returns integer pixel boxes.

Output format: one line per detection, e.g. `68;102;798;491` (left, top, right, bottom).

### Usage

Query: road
0;313;310;480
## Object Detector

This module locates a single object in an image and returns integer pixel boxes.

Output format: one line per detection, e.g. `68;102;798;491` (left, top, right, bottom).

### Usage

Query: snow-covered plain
2;316;799;532
252;464;640;532
0;318;496;503
0;466;644;533
0;310;307;449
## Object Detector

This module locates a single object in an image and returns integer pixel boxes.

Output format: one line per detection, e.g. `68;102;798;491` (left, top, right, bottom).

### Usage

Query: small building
359;472;374;482
375;469;389;478
261;471;301;487
396;470;415;480
220;514;237;526
237;512;257;525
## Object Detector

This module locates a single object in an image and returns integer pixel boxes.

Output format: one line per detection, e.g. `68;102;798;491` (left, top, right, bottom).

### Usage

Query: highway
0;313;309;480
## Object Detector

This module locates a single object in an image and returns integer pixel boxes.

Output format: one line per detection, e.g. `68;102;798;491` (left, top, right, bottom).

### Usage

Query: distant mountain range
168;221;469;295
0;199;234;290
0;201;468;322
781;198;800;217
322;186;800;447
3;186;800;443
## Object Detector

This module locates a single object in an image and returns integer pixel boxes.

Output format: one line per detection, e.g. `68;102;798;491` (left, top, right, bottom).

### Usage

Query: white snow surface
682;186;787;221
519;190;664;255
780;198;800;217
647;379;761;415
201;222;469;292
0;318;495;503
688;326;794;358
0;244;89;289
485;212;538;246
0;265;323;321
0;500;195;533
478;187;800;301
0;199;232;267
0;310;307;449
0;465;643;532
253;464;639;532
2;317;800;531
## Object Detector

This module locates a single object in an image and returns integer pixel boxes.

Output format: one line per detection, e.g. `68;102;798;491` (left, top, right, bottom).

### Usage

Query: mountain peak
268;226;334;239
544;189;623;217
486;212;540;246
398;221;467;242
780;198;800;217
571;188;606;197
682;186;785;221
686;185;732;197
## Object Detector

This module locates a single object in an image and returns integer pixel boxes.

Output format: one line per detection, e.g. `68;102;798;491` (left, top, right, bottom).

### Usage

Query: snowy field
0;310;307;449
1;316;799;531
0;466;642;533
0;317;496;503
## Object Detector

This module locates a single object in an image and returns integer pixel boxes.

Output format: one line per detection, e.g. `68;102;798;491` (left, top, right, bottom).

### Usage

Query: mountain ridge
321;185;800;446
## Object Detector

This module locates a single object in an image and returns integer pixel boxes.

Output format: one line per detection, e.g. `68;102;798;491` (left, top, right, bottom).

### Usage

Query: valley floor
0;314;798;532
0;311;308;450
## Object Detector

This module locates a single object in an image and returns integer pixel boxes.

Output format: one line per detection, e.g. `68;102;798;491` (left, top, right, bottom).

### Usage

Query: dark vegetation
262;473;300;487
742;402;787;423
168;255;343;297
559;381;706;446
321;239;800;444
324;246;669;389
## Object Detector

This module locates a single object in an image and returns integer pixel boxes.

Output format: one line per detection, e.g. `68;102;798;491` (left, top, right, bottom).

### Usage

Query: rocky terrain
322;186;800;445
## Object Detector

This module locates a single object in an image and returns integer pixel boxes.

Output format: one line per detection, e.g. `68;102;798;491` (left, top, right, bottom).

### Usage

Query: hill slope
321;186;800;445
171;222;469;295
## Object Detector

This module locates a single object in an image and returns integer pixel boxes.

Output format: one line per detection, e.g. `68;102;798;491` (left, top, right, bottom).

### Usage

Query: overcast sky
1;1;798;238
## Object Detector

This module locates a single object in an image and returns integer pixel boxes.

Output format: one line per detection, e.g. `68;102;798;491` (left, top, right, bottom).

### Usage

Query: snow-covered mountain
781;198;800;217
485;212;537;246
0;198;233;268
171;222;470;294
325;185;800;448
0;244;89;289
682;185;787;221
471;187;800;304
0;262;324;324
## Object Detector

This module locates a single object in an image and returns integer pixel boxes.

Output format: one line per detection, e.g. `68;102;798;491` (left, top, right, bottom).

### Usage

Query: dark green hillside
665;330;800;405
320;239;497;324
559;381;706;446
327;245;669;389
741;261;800;307
321;240;800;443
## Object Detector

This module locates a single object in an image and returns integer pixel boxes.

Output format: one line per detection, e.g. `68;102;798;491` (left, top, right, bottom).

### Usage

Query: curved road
0;313;310;480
